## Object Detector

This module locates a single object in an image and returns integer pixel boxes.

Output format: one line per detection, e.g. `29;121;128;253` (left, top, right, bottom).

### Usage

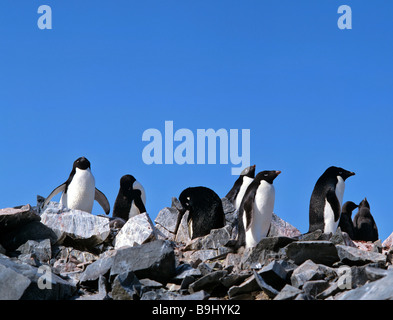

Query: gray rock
336;245;387;266
173;263;202;280
253;270;279;299
228;273;261;299
40;206;111;250
141;288;209;300
0;205;40;231
187;249;219;263
267;213;302;238
155;223;175;241
111;272;142;300
114;212;156;249
0;220;58;252
338;270;393;300
171;197;184;212
110;240;176;284
383;232;393;249
291;259;336;288
0;253;76;299
221;197;237;225
17;239;52;264
259;260;288;291
188;270;228;293
285;241;339;266
79;255;115;283
0;262;31;300
175;211;191;244
302;280;330;298
155;207;182;234
274;284;302;300
185;225;232;251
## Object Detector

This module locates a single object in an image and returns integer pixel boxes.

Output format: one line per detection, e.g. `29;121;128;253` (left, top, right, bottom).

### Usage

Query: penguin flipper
326;189;341;222
42;184;66;209
133;190;147;214
95;188;110;215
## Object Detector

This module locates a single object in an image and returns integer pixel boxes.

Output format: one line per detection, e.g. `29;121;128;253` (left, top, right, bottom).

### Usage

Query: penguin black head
255;170;281;184
119;174;137;192
73;157;91;170
240;165;256;178
359;197;370;209
342;201;358;215
325;166;355;181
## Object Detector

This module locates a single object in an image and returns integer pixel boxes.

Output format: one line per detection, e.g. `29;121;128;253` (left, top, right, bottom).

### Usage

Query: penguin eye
264;173;268;177
339;172;343;175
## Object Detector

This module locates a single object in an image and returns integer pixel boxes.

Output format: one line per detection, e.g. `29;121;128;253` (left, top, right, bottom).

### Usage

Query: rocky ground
0;196;393;300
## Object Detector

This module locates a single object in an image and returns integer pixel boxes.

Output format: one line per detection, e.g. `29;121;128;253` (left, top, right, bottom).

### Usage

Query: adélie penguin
42;157;110;214
353;198;379;242
309;166;355;234
113;174;146;221
178;186;225;239
339;201;358;239
225;165;256;210
228;170;281;250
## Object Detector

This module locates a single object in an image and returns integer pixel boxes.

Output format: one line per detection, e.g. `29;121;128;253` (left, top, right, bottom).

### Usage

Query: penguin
353;198;379;242
309;166;355;234
113;174;146;221
339;201;358;239
225;165;256;210
231;170;281;249
42;157;110;215
178;186;225;239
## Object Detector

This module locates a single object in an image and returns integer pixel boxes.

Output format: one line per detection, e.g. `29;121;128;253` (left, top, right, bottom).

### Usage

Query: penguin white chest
323;176;345;234
128;181;146;219
244;181;275;248
61;168;96;213
235;176;254;210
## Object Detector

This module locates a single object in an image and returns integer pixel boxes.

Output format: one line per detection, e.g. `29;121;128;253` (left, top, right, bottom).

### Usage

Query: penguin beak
275;171;282;175
350;172;355;176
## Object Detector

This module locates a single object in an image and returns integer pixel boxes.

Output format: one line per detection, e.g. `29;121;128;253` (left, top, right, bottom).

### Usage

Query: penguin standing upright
225;165;256;210
113;174;146;221
353;198;379;242
178;186;225;239
233;170;281;249
42;157;110;214
339;201;358;239
309;166;355;234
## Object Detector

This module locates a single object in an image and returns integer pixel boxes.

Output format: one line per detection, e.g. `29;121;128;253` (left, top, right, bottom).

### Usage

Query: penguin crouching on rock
42;157;110;215
225;165;256;210
113;174;146;221
178;186;225;239
309;166;355;234
339;201;358;239
227;170;281;250
353;198;379;242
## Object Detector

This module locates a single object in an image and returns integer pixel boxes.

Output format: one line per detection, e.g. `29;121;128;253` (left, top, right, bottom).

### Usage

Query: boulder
114;212;156;249
338;270;393;300
0;253;76;299
110;240;176;284
336;245;387;266
40;205;111;250
17;239;52;264
268;213;302;238
290;259;336;288
0;205;40;231
111;271;142;300
285;241;339;266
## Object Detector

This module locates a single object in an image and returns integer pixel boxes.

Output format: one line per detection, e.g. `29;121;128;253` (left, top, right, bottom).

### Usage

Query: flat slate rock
285;241;339;266
110;240;176;284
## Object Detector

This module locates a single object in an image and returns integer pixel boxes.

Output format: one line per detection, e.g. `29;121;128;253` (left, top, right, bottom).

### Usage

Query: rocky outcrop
0;197;392;300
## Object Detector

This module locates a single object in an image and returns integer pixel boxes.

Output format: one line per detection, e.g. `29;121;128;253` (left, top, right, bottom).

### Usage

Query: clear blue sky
1;1;393;241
